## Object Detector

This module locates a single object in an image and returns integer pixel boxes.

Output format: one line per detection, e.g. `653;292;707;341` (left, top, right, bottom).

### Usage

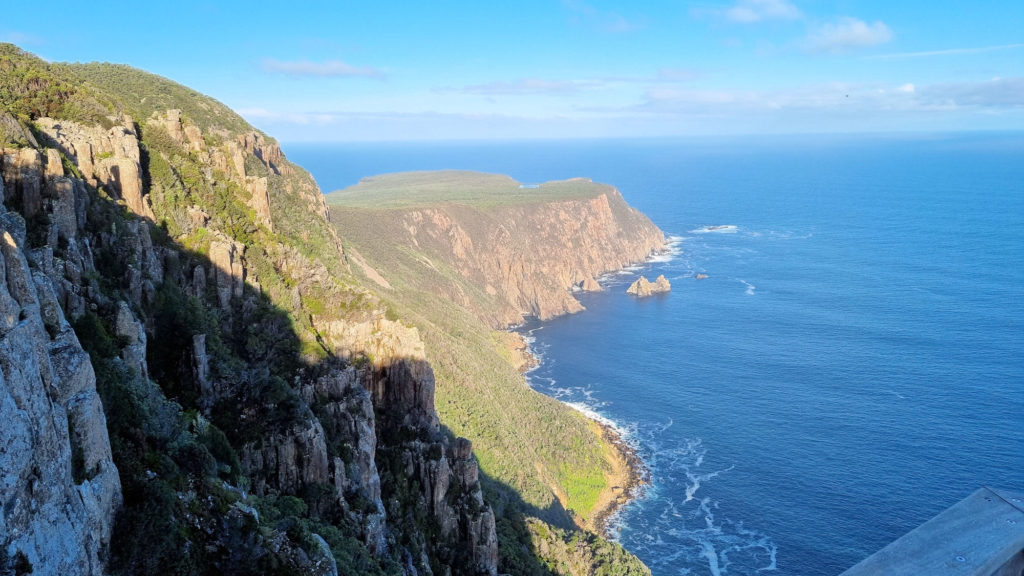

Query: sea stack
626;274;671;297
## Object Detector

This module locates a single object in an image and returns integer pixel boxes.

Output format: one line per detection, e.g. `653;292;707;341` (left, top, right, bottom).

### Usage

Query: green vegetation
525;518;650;576
326;170;612;209
67;61;251;136
3;43;647;575
332;203;612;522
0;43;112;132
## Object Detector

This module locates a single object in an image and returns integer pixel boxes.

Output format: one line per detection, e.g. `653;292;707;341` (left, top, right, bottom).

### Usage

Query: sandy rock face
35;117;154;220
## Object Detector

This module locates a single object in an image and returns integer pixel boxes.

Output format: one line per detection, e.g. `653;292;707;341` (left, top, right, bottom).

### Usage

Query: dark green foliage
0;43;111;127
0;550;34;576
147;281;215;406
24;211;50;250
70;311;119;359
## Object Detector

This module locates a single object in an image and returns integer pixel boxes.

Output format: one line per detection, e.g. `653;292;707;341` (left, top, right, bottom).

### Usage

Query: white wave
740;280;756;295
564;401;632;439
647;234;686;263
690;225;738;234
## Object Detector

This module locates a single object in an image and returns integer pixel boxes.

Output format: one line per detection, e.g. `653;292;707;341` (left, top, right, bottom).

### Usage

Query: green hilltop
326;170;613;209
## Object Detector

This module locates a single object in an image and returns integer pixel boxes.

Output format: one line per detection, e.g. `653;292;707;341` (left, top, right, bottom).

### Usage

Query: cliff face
405;190;664;326
330;174;666;328
1;45;496;576
326;171;658;575
0;182;120;576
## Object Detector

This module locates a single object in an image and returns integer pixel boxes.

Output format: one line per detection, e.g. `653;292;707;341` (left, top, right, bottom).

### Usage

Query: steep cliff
1;44;496;576
328;171;665;328
326;171;659;575
0;183;120;576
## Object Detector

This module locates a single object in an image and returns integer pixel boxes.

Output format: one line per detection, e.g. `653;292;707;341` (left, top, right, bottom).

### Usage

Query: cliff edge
328;170;666;328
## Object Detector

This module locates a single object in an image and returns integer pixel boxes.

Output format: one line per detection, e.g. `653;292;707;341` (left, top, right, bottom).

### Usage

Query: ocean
286;133;1024;575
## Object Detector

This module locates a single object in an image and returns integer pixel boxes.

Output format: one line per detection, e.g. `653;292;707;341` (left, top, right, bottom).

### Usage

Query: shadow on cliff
8;119;593;574
478;467;578;575
10;147;509;574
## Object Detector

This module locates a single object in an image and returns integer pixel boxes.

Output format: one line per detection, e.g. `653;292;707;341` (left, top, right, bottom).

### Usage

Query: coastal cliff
327;171;660;574
1;44;652;576
329;171;666;328
1;44;496;576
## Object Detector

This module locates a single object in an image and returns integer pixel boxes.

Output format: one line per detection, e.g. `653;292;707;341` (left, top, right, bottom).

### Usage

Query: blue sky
3;1;1022;141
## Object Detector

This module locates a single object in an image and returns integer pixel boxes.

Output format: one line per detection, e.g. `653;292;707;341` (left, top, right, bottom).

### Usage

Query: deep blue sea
287;133;1024;576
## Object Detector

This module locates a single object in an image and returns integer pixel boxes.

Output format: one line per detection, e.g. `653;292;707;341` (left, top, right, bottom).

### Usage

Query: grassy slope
327;173;620;522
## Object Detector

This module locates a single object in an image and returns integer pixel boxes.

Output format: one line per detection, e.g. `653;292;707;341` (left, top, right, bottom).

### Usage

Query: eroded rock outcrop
35;116;154;220
626;274;671;297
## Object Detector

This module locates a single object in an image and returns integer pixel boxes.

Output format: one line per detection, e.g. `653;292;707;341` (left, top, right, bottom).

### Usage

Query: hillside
0;43;651;576
1;43;496;576
327;170;664;571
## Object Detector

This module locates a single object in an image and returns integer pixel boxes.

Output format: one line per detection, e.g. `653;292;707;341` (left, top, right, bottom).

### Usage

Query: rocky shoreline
510;329;649;537
591;417;649;538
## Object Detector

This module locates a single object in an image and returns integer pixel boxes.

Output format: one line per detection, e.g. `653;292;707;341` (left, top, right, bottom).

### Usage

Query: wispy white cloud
803;17;892;53
452;78;600;96
563;0;644;33
870;43;1024;60
724;0;802;23
655;68;702;82
638;77;1024;115
260;58;384;78
447;69;704;97
917;77;1024;108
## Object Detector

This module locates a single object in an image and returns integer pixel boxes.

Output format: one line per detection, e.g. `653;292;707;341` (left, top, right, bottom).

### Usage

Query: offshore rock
626;274;671;297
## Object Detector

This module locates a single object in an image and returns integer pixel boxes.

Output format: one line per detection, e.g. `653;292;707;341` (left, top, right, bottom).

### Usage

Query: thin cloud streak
454;78;598;96
261;58;384;78
870;43;1024;60
638;77;1024;115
